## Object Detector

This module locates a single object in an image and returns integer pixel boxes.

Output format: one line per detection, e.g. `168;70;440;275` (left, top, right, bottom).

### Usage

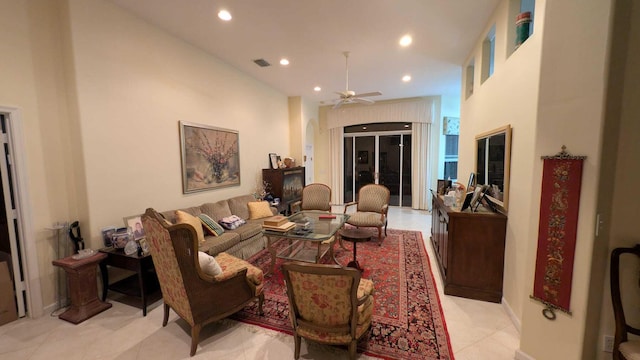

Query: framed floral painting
180;121;240;193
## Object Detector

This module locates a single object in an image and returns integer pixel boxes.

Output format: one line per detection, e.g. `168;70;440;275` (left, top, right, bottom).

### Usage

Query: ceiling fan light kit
332;51;382;109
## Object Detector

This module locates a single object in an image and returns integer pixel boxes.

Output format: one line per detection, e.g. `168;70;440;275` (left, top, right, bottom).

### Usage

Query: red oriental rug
232;228;454;359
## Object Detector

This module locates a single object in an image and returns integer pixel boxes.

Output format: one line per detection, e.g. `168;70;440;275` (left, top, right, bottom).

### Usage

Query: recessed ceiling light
362;126;367;130
314;86;321;92
400;34;412;47
218;10;232;21
280;58;289;66
404;124;410;128
402;75;412;82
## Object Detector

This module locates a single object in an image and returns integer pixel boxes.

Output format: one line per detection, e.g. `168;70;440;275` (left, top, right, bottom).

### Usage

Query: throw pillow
198;214;225;236
175;210;205;243
197;251;222;276
247;201;273;219
218;215;246;230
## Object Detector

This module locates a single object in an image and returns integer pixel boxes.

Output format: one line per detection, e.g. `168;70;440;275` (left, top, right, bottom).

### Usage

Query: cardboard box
0;261;18;325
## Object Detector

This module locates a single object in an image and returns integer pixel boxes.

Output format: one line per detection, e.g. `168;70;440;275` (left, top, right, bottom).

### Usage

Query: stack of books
294;216;311;230
263;216;295;232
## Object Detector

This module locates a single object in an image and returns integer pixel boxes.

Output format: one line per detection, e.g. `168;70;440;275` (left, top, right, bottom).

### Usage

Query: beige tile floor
0;207;519;359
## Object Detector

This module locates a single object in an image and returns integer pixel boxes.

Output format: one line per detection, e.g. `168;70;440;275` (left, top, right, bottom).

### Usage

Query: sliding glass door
344;124;412;207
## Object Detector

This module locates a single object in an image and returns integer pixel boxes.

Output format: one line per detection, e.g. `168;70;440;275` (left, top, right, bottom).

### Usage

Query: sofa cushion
200;200;232;221
175;210;205;244
198;214;225;236
227;194;257;220
162;206;202;224
247;201;273;219
199;232;241;256
228;222;263;241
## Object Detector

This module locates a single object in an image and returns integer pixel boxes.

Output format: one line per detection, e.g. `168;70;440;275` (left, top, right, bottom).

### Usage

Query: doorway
0;113;26;320
343;123;412;206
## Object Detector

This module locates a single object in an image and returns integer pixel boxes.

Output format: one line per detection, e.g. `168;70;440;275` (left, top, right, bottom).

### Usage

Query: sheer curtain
412;122;431;210
329;127;344;205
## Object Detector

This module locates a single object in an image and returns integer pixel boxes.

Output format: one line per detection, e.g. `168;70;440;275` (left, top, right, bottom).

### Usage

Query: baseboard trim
515;349;536;360
501;296;521;333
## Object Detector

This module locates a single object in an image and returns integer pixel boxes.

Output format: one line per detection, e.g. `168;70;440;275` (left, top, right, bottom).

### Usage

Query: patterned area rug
232;228;454;359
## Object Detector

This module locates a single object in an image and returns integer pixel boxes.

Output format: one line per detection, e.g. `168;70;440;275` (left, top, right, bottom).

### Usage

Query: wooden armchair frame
343;184;390;244
290;183;332;214
282;262;373;360
142;208;264;356
610;245;640;360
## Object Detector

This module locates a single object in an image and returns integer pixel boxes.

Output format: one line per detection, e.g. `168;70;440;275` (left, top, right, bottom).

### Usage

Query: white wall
461;0;618;358
0;0;291;310
459;0;544;329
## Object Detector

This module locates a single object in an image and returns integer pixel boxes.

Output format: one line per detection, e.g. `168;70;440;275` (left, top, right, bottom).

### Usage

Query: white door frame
0;106;43;318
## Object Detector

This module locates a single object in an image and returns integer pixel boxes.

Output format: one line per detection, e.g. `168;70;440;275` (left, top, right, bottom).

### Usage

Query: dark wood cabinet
262;167;305;214
430;190;507;303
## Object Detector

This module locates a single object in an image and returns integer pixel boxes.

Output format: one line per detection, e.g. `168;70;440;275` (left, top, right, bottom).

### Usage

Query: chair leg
294;334;301;359
190;324;201;356
162;303;170;326
377;227;383;246
258;292;265;315
348;340;357;360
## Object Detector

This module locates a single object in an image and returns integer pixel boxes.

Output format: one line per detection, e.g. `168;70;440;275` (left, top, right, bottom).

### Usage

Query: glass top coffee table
263;211;349;275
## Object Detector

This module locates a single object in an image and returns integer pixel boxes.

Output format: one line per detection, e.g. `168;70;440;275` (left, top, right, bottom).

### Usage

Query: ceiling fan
332;51;382;109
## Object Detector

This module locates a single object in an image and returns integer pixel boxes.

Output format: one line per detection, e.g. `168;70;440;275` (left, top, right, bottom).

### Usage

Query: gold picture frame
180;121;240;193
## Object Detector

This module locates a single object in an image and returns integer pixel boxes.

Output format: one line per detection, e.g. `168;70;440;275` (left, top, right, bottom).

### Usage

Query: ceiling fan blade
332;100;345;109
352;91;382;98
353;97;375;104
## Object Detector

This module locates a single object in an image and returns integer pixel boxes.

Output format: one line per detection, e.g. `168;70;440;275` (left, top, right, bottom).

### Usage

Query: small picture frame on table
269;153;279;169
138;238;150;256
123;215;145;240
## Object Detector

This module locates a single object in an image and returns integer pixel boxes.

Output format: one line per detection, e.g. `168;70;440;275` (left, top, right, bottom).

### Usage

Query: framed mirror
475;125;512;211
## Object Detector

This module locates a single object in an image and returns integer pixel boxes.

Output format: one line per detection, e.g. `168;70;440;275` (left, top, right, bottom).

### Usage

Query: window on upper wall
508;0;535;56
444;135;459;181
481;24;496;84
465;58;475;99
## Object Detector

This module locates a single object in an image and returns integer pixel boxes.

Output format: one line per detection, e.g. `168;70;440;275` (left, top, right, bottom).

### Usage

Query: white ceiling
107;0;500;106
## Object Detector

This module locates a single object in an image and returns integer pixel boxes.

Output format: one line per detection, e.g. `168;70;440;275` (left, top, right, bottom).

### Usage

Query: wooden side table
338;228;371;272
52;252;112;324
99;247;161;316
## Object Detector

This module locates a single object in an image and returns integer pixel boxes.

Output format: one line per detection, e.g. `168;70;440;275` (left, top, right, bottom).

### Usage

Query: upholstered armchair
141;208;264;356
610;245;640;360
343;184;390;244
290;183;332;213
281;262;374;360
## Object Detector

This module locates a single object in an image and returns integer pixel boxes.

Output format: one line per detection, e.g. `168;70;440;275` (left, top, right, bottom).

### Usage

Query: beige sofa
159;194;276;260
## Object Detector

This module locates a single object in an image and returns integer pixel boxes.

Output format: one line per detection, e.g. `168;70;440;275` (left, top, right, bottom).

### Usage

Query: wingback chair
290;183;332;213
281;262;375;360
343;184;390;244
610;245;640;360
141;208;264;356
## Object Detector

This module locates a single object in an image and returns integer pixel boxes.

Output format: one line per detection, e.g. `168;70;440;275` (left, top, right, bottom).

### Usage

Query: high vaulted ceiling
108;0;500;106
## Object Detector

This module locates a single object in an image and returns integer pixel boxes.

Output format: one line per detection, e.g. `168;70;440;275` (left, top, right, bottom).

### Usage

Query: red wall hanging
531;146;586;320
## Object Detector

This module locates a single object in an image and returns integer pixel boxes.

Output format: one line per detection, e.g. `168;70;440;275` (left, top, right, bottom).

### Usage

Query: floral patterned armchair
344;184;390;244
141;208;264;356
281;262;374;360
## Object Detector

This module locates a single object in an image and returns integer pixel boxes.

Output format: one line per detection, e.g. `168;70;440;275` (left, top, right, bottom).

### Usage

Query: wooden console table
99;247;161;316
430;190;507;302
52;252;112;324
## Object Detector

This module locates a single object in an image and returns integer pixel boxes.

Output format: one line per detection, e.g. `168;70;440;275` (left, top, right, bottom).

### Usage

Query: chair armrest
343;202;357;213
290;200;301;214
381;204;389;214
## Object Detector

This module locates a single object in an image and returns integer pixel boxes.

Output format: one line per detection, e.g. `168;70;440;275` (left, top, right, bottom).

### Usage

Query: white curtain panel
412;122;431;210
329;127;344;205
